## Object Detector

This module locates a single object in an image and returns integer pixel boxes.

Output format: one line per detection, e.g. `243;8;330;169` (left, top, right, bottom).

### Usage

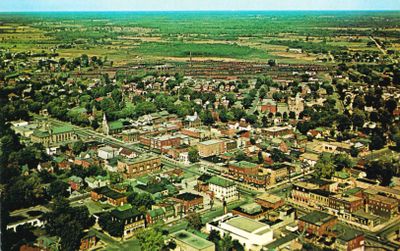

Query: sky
1;0;400;12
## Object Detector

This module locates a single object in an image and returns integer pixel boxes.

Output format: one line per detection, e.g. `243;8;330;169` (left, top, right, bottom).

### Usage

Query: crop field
1;11;400;65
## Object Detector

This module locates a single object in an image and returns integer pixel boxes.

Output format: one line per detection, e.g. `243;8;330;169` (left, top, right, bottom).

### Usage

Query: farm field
1;11;399;65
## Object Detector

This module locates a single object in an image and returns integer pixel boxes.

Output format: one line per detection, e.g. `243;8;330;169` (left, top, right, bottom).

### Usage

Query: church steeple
102;113;109;135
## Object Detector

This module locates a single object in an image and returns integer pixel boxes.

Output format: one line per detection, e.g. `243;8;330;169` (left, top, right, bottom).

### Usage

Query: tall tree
187;212;203;231
314;153;335;179
188;147;200;163
136;228;165;251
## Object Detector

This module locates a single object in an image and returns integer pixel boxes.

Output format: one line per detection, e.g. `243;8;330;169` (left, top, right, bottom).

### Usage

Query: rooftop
299;211;336;226
256;193;283;204
199;139;223;146
175;192;203;201
225;216;269;234
110;205;142;220
230;161;258;169
52;125;73;134
172;230;214;250
208;176;235;188
119;153;159;164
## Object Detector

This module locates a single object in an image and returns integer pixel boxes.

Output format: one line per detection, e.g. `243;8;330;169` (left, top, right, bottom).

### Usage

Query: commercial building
298;211;337;237
172;192;204;213
365;193;398;219
206;214;274;251
197;139;225;157
117;154;161;178
228;161;269;188
171;230;215;251
110;205;145;238
255;193;284;209
208;176;237;202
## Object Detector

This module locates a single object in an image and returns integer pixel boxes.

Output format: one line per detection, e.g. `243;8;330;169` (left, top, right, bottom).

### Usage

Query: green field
1;11;399;64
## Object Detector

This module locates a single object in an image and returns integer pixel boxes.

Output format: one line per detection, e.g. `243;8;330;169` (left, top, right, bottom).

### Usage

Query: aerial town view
1;0;400;250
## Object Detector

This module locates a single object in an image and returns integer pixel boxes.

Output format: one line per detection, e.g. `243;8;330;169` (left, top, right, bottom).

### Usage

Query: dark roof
312;189;334;197
175;192;203;201
93;186;125;200
306;178;334;186
111;207;142;220
334;225;363;242
299;211;336;226
197;173;212;182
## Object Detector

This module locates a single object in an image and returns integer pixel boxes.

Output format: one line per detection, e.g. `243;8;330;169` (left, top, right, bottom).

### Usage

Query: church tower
102;113;109;135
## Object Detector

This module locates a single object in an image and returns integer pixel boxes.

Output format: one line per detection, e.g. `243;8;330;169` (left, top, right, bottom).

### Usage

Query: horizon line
1;9;399;13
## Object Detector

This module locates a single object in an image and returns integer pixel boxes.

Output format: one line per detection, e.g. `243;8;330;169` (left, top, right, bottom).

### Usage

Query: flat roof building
171;230;215;251
206;213;273;251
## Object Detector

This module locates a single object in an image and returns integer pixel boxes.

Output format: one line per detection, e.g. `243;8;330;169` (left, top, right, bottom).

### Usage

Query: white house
208;176;237;202
85;176;110;189
206;214;274;251
98;146;119;160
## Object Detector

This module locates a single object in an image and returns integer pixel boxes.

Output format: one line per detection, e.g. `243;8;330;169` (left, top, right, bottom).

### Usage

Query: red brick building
91;186;128;206
228;161;270;188
298;211;337;236
172;192;204;213
329;194;364;213
365;194;398;219
117;154;161;178
139;135;181;152
255;193;284;209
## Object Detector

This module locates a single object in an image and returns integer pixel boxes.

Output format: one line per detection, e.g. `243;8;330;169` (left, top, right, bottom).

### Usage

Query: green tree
128;192;155;212
187;212;203;231
219;234;234;251
207;229;221;244
352;109;365;129
188;147;200;163
201;110;215;126
137;228;165;251
314;153;335;179
45;198;94;251
370;132;386;151
48;180;70;198
336;114;351;132
393;131;400;150
333;154;353;171
72;140;87;155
